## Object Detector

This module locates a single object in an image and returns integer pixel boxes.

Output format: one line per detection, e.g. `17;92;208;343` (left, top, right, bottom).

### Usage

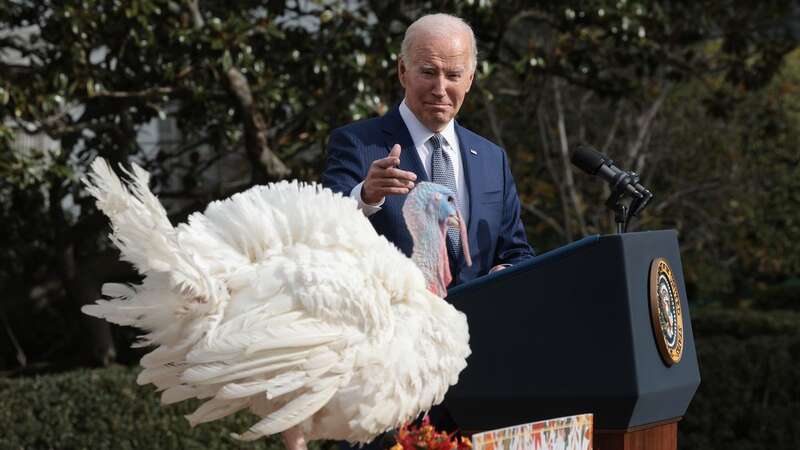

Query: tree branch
0;305;26;368
600;102;623;154
553;78;588;237
625;83;671;170
653;181;722;214
183;0;289;181
13;116;115;139
521;202;566;238
537;100;573;241
86;86;178;100
187;0;205;28
577;90;593;144
478;82;506;149
225;67;290;181
0;61;36;76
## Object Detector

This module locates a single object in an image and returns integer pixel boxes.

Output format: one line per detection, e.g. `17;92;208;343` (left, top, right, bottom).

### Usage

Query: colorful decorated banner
471;413;593;450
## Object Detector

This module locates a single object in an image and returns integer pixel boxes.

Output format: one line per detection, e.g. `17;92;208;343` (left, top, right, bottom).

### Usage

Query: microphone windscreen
570;145;606;175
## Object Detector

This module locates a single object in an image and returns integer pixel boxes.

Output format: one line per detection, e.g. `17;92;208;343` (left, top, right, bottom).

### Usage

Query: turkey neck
409;218;450;297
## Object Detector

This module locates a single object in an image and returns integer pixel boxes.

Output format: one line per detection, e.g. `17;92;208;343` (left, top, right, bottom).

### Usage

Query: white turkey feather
235;382;341;441
161;385;199;405
186;397;251;426
83;159;228;318
215;379;277;400
81;158;471;444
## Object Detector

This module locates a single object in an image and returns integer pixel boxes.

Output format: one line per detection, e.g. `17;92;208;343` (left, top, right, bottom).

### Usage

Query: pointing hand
362;144;417;205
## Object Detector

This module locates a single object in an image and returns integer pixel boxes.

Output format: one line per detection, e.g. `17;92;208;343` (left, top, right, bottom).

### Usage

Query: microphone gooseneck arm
570;145;654;233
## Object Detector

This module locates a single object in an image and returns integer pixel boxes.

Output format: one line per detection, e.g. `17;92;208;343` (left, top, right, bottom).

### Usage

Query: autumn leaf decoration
390;415;472;450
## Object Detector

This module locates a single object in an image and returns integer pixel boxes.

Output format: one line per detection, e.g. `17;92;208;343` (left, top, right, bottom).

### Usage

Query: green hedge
679;307;800;450
0;366;334;450
1;308;798;449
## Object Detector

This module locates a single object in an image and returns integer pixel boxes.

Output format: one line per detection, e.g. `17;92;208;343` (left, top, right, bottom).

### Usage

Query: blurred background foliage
1;0;799;448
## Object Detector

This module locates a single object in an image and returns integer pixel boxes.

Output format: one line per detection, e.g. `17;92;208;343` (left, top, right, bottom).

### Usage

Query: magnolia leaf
222;50;233;71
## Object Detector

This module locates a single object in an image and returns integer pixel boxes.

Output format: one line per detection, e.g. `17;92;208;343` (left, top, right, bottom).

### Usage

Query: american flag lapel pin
470;149;478;156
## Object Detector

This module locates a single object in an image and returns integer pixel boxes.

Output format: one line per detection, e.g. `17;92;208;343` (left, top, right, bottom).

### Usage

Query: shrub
0;365;335;450
679;307;800;450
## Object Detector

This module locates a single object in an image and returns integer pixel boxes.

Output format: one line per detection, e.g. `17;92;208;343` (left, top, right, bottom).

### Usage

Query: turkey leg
282;426;308;450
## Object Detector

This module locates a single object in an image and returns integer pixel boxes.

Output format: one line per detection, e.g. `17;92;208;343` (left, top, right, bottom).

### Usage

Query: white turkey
81;158;472;449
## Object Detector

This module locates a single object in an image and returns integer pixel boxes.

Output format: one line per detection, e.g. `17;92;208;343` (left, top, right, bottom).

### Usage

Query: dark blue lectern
444;230;700;450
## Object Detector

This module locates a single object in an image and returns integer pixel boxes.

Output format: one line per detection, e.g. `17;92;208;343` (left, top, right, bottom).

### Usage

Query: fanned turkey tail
81;158;227;336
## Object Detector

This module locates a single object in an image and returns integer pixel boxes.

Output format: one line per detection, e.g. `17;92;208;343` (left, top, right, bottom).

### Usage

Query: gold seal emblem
649;258;684;366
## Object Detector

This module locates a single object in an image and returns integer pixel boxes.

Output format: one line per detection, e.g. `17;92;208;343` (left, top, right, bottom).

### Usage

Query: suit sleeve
495;149;536;265
320;127;366;195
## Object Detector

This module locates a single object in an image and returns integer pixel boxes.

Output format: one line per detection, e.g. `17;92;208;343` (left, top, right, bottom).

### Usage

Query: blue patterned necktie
429;133;461;259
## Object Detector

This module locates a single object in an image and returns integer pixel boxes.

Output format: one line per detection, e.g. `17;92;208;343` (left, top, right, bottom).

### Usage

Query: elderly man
322;13;533;284
322;12;534;445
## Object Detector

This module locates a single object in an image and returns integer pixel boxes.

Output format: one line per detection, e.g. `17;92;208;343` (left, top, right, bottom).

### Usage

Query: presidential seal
649;258;684;366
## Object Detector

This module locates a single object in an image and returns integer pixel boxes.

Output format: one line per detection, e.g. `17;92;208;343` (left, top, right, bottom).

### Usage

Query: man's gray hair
400;13;478;72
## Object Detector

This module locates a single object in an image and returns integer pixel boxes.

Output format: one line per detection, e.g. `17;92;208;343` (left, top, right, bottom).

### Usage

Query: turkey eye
447;196;454;203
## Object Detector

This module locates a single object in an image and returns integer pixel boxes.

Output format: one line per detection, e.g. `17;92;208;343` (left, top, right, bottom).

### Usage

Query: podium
444;230;700;450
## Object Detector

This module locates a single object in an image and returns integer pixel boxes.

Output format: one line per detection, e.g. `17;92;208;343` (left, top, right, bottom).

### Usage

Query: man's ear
465;68;475;93
398;57;407;89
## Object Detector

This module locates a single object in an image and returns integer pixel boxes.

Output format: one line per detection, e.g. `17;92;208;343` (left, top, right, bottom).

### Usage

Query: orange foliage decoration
390;415;472;450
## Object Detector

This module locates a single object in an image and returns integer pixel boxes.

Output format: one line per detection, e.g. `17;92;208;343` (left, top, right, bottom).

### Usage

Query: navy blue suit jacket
321;106;534;285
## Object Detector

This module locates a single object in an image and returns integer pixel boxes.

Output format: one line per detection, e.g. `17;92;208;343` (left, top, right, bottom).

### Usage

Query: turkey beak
446;208;471;267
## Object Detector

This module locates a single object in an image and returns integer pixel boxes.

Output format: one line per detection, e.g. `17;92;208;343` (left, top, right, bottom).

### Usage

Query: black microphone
570;145;643;199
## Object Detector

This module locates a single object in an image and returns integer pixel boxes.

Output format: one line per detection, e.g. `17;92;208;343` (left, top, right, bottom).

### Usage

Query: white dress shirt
350;99;470;223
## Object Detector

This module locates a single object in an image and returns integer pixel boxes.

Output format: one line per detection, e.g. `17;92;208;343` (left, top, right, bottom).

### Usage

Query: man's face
398;31;475;132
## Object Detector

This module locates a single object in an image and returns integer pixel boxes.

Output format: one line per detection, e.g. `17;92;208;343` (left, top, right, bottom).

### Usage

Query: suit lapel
455;121;481;236
381;106;429;182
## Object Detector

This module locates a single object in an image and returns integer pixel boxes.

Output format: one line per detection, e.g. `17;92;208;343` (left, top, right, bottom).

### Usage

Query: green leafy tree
0;0;404;368
1;0;799;371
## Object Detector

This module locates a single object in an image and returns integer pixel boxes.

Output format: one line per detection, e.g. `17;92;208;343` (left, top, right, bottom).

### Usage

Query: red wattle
438;222;452;295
